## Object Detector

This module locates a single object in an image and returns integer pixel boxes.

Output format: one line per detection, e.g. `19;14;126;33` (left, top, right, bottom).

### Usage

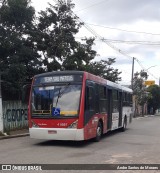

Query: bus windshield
31;84;82;118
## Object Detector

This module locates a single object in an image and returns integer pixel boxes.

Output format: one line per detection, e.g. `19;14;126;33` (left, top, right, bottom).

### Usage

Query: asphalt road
0;115;160;173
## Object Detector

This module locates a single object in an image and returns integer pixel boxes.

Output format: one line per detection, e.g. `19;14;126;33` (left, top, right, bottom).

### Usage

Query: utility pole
0;72;3;133
131;57;135;90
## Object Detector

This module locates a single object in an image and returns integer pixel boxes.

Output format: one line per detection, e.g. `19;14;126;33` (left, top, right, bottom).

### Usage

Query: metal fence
2;101;28;132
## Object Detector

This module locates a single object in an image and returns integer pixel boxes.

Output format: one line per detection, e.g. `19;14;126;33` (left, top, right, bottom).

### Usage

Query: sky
31;0;160;85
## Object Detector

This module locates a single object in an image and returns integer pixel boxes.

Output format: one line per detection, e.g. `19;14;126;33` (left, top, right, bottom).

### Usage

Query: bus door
84;80;96;139
111;90;119;130
118;91;123;127
107;89;112;130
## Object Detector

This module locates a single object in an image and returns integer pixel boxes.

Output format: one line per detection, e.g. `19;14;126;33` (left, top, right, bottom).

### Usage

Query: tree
147;85;160;114
86;58;121;82
33;0;122;83
0;0;42;100
35;0;97;72
35;0;80;71
0;0;122;100
133;70;148;116
62;37;97;70
35;0;121;82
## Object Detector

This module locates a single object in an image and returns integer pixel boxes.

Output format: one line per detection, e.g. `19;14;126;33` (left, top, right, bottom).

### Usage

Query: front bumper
29;128;84;141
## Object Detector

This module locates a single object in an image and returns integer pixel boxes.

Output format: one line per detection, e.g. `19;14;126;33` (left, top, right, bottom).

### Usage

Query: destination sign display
42;75;74;83
34;74;83;85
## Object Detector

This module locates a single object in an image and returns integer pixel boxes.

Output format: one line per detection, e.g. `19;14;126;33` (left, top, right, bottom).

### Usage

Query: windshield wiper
55;83;70;107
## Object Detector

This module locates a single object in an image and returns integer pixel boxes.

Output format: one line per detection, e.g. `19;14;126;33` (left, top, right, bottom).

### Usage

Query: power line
104;39;160;44
75;14;160;79
76;18;134;60
74;0;110;13
86;23;160;36
97;39;160;46
53;0;159;80
77;21;159;79
136;59;158;79
76;37;160;46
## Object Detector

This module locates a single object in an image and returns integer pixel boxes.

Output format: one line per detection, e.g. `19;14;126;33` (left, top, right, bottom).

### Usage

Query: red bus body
28;71;132;141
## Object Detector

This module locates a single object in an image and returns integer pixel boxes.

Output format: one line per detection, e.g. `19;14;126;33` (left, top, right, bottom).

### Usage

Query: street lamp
145;65;158;82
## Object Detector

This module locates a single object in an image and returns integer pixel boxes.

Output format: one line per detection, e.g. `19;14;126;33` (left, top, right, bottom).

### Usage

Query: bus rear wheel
121;117;127;132
94;121;102;142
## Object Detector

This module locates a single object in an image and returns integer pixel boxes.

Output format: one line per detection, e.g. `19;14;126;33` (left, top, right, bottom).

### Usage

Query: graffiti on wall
4;109;28;122
3;101;28;131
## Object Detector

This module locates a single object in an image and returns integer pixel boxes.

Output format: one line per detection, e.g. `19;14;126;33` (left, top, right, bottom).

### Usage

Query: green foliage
0;0;122;100
133;70;148;115
133;70;148;96
147;85;160;114
86;58;121;82
0;0;34;28
35;0;83;71
34;0;98;72
0;0;42;100
63;38;97;70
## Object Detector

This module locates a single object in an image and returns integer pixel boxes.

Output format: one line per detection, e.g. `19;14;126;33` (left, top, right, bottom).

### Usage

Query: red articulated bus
28;71;133;141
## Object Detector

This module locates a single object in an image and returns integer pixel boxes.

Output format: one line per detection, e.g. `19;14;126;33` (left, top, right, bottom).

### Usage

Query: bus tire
94;121;103;142
121;116;127;132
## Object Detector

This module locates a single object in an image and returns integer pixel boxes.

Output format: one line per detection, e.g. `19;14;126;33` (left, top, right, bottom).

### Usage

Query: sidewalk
134;114;160;120
0;129;29;140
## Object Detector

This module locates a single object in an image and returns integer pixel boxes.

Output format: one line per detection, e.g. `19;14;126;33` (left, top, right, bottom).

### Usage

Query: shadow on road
101;128;130;140
34;139;93;148
33;128;129;148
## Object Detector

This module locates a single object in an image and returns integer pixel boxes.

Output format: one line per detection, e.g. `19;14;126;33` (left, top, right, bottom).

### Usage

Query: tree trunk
142;105;144;116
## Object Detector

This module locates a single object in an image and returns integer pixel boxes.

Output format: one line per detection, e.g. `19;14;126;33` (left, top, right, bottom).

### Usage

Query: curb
0;133;29;140
134;115;158;120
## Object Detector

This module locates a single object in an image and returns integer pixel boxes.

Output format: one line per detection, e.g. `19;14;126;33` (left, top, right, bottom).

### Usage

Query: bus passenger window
95;84;99;113
99;86;107;113
86;86;95;111
113;90;119;113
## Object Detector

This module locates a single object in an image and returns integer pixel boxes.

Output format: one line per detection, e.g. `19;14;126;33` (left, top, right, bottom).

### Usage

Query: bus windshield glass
31;84;81;118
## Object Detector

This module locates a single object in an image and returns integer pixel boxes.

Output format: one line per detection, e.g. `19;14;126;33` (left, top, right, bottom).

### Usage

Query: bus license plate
48;130;57;134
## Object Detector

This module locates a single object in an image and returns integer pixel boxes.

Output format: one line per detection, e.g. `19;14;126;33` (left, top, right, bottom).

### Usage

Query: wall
3;101;28;131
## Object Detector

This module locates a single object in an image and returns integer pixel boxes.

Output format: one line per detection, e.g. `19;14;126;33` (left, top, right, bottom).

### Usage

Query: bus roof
34;71;132;93
84;71;132;93
106;80;132;93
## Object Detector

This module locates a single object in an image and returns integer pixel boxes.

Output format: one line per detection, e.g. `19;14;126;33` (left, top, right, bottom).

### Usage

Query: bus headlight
68;120;78;128
31;121;39;128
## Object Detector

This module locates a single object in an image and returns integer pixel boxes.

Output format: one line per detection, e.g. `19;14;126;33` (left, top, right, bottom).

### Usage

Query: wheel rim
97;126;101;137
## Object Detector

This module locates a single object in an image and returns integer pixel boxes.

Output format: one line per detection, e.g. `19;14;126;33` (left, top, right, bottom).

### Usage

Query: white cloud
31;0;50;12
32;0;160;85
